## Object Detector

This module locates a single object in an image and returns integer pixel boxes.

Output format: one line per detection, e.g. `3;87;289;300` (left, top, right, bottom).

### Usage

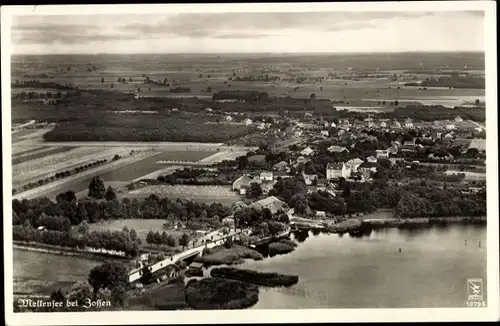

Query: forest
42;114;254;142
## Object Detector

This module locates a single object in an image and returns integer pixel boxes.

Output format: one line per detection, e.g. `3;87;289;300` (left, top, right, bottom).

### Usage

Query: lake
242;224;487;309
12;224;487;309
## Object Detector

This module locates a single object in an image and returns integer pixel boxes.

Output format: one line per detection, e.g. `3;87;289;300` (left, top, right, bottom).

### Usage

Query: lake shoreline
13;241;131;262
293;214;487;234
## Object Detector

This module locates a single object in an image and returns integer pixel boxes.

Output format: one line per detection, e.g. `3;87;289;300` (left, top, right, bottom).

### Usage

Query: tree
101;77;105;83
56;191;76;203
474;99;480;105
394;100;399;106
67;281;93;309
146;231;154;245
140;264;154;285
88;261;128;295
310;93;316;99
88;176;106;199
166;234;176;247
179;233;190;248
50;288;66;303
129;228;137;241
248;183;263;198
104;186;117;201
161;231;169;245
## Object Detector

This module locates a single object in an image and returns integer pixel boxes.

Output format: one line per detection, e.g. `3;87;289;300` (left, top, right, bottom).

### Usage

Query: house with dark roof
251;196;287;214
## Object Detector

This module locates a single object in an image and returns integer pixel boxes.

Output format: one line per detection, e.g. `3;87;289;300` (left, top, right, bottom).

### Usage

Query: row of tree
145;231;190;248
13;222;141;257
13;190;232;229
14;160;108;194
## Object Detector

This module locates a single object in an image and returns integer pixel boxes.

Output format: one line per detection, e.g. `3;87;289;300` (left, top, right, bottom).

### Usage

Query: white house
380;121;387;128
326;162;350;180
446;124;456;130
301;147;315;156
327;145;348;153
404;119;414;129
345;158;363;173
302;173;318;186
330;122;337;128
375;150;389;159
243;118;253;126
367;155;378;163
232;175;252;191
257;122;266;130
321;130;329;137
455;116;463;122
225;115;233;122
260;171;274;181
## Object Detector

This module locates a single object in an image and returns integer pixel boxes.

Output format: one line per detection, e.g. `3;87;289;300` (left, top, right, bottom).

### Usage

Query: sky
10;11;485;54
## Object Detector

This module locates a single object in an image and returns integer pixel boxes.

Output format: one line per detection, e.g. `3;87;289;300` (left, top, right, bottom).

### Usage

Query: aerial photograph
5;6;492;316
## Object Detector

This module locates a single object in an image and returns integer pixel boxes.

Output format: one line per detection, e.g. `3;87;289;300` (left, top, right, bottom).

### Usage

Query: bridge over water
128;229;243;283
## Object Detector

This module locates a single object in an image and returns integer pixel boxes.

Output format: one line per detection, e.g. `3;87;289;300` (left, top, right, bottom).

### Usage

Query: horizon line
11;50;485;56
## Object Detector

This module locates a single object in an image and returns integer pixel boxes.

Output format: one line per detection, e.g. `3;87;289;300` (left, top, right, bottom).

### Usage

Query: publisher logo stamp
467;278;484;301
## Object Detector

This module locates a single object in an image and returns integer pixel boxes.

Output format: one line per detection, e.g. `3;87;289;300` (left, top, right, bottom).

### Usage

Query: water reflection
293;230;310;243
245;224;487;309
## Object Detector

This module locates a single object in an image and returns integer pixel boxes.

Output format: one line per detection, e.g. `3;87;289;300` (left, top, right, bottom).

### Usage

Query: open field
133;166;182;181
199;151;248;163
12;128;52;144
12;145;51;158
38;141;255;152
12;146;133;185
94;150;215;182
12;150;159;200
13;249;101;295
124;185;240;205
12;146;76;165
469;139;486;150
87;219;185;244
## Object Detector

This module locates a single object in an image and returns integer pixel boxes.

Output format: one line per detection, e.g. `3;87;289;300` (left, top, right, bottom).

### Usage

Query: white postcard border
2;2;499;325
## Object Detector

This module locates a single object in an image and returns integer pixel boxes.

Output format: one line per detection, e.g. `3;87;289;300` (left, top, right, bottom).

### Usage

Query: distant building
274;171;292;179
321;130;329;137
326;162;350;180
330;122;337;128
316;211;327;218
380;121;387;128
455;116;464;122
375;150;389;159
345;158;364;173
358;162;378;179
251;196;287;214
404;119;414;129
446;124;456;130
273;161;289;172
261;180;277;195
301;147;315;156
387;146;398;155
260;171;274;181
302;173;318;186
327;145;349;153
225;115;233;122
366;155;378;163
243;118;252;126
232;175;253;191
